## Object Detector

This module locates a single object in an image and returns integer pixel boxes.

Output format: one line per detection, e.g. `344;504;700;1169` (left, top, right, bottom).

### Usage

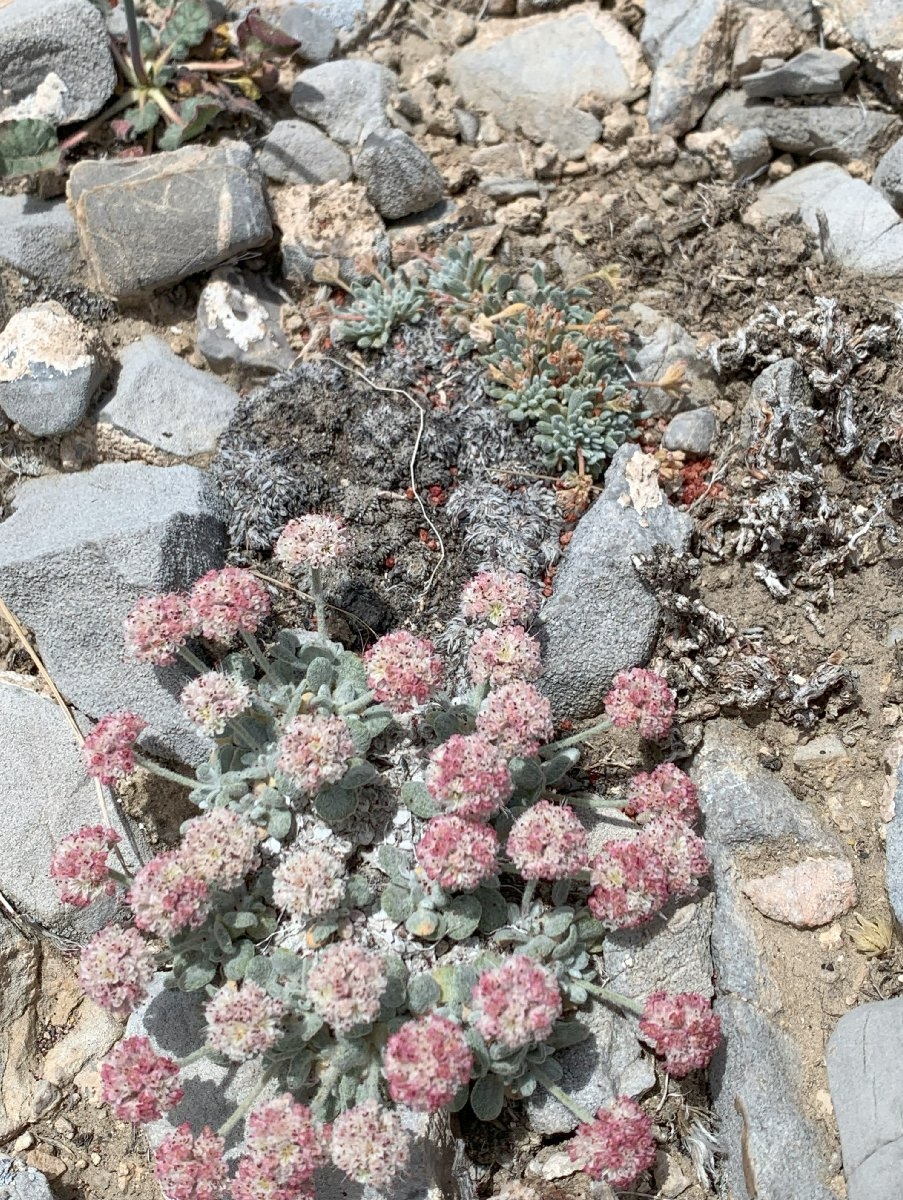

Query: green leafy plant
331;271;428;349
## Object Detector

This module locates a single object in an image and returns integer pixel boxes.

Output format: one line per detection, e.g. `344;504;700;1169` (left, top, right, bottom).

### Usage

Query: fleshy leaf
159;0;213;59
0;120;58;179
406;972;441;1014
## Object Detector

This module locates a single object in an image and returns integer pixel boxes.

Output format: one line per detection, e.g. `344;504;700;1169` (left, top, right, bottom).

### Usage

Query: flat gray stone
0;301;106;436
269;4;336;60
537;444;693;721
290;60;397;146
0;1157;54;1200
197;271;295;374
742;46;857;97
873;135;903;212
884;756;903;925
0;0;115;122
257;119;351;185
642;0;734;136
726;125;772;178
744;161;903;277
827;998;903;1199
67;142;272;298
0;462;225;763
448;5;649;160
662;407;716;455
0;682;143;939
603;893;715;1002
818;0;903;103
0;195;81;283
354;129;445;219
100;336;241;457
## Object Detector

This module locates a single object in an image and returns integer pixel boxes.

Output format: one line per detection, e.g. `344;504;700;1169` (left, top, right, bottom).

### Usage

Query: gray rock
642;0;735;136
67;142;272;298
0;301;106;436
731;8;805;83
604;894;715;1001
662;407;716;455
258;119;351;186
290;60;396;146
354;129;445;219
743;0;815;29
740;358;818;466
269;3;336;61
0;195;81;283
538;444;693;720
703;89;899;163
99;336;241;458
826;998;903;1199
744;161;903;277
197;271;295;374
726;125;772;178
0;462;225;763
629;300;719;413
448;6;650;160
742;46;857;97
873;135;903;212
817;0;903;104
0;681;143;938
0;0;115;123
884;756;903;925
0;1157;54;1200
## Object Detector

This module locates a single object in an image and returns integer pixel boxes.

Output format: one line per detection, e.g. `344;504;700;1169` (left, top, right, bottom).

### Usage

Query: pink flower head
330;1101;412;1189
204;981;285;1062
100;1036;183;1123
604;667;676;741
307;942;387;1033
506;801;588;881
79;925;156;1015
154;1125;228;1200
239;1093;327;1191
383;1014;473;1112
180;672;251;736
567;1096;655;1188
272;843;347;919
460;569;539;628
50;824;121;907
425;733;512;820
127;851;210;939
277;713;354;794
640;815;709;899
625;763;699;825
588;838;669;929
364;630;444;714
189;568;271;642
416;815;499;892
476;680;553;759
467;626;542;687
274;514;350;571
179;809;259;891
124;593;193;666
470;956;562;1051
639;991;722;1076
82;711;146;785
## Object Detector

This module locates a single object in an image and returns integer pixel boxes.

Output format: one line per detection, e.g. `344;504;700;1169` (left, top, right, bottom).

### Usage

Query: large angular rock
0;916;41;1144
873;135;903;212
818;0;903;103
883;751;903;925
257;119;351;185
741;46;857;97
67;142;272;298
354;129;444;219
827;998;903;1200
0;0;115;123
744;161;903;277
448;4;650;160
0;196;81;283
0;462;225;762
99;336;241;458
537;444;693;720
0;1157;54;1200
290;59;397;146
642;0;735;136
629;301;720;413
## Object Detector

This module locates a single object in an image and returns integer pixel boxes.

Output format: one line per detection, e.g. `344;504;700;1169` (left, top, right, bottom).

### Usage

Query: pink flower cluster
277;713;354;794
476;680;553;759
506;802;588;881
467;626;542;687
272;843;347;919
79;925;156;1015
330;1101;411;1190
625;762;698;825
567;1096;655;1188
425;734;512;820
588;818;708;928
460;569;538;628
307;942;387;1033
470;956;562;1051
180;672;251;736
50;824;120;908
364;631;444;714
124;593;193;666
82;711;146;785
639;991;721;1076
604;667;676;742
128;851;210;939
205;981;285;1062
179;809;259;891
154;1125;228;1200
416;815;498;892
643;815;709;899
275;515;350;571
100;1036;183;1123
383;1014;473;1112
233;1094;326;1200
189;568;271;642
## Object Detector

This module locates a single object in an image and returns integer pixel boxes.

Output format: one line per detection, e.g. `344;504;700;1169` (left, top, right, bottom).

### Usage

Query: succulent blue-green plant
332;272;428;349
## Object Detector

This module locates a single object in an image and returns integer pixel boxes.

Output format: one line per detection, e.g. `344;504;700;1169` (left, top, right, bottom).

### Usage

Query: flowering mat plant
54;514;720;1196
